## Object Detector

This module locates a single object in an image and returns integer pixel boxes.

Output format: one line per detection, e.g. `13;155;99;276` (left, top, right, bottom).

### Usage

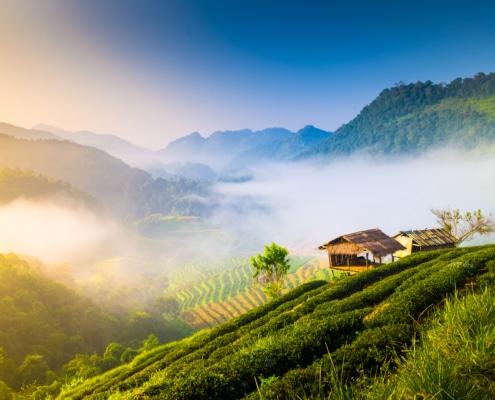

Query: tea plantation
55;245;495;399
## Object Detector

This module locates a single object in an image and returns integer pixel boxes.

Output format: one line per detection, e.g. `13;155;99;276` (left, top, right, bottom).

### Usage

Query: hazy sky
1;0;494;149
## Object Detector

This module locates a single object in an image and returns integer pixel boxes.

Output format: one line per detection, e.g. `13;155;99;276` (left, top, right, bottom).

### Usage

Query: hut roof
318;228;405;257
393;228;458;247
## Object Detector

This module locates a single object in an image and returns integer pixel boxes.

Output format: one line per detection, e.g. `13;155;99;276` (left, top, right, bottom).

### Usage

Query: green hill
43;245;495;400
0;168;102;213
0;254;119;388
303;72;495;158
0;135;211;223
0;253;194;397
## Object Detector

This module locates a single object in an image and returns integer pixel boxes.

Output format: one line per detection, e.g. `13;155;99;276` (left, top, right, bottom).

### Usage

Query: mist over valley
1;74;495;288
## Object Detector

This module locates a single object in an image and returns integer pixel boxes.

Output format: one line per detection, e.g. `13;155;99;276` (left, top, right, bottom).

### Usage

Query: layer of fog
0;198;121;267
209;149;495;253
0;148;493;286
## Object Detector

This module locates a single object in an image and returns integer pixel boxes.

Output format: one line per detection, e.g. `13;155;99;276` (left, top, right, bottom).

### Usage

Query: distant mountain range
156;127;295;170
1;72;494;213
34;73;495;169
33;124;162;169
32;124;329;178
226;125;331;170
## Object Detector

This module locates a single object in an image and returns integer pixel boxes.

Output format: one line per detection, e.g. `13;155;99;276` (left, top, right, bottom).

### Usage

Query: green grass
377;287;495;399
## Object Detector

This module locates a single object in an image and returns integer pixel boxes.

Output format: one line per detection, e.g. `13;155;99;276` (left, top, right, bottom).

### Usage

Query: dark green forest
304;72;495;157
0;254;193;398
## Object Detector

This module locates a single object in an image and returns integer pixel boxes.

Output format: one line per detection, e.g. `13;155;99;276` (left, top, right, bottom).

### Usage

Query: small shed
393;228;458;258
318;228;405;273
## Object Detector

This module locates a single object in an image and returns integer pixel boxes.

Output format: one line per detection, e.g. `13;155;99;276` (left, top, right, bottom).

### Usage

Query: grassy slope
378;287;495;399
55;245;495;399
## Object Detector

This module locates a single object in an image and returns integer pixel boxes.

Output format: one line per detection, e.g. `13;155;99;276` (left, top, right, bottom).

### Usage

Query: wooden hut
392;228;457;258
318;228;405;274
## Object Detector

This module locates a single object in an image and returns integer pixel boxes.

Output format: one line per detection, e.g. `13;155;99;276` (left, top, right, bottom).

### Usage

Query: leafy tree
16;354;48;387
0;381;12;400
152;296;180;317
125;311;155;341
0;348;15;388
62;353;103;380
141;334;161;351
103;342;126;361
120;348;139;364
431;206;495;244
102;342;126;369
250;242;291;300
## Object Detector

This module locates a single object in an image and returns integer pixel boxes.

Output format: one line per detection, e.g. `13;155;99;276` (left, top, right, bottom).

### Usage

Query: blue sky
1;0;494;149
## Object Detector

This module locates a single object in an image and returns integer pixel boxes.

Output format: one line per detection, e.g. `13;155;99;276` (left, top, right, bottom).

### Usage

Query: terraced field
164;255;335;329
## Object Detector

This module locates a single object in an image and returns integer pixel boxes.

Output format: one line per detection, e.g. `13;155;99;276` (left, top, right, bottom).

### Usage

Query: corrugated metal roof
319;228;405;256
393;228;458;247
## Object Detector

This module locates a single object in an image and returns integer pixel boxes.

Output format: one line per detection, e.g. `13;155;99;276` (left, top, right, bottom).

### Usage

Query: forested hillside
44;245;495;400
0;254;194;398
304;72;495;157
0;135;211;222
0;169;102;213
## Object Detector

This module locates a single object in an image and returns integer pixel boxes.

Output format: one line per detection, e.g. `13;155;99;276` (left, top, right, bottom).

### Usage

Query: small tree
152;296;180;317
431;206;495;245
250;242;290;300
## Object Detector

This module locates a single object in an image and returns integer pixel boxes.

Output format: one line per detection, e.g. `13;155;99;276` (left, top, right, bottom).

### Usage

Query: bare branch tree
430;206;495;245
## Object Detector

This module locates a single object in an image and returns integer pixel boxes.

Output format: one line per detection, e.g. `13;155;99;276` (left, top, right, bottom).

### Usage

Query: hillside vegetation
0;136;210;222
0;168;102;213
0;254;194;398
304;72;495;157
49;245;495;400
163;256;331;330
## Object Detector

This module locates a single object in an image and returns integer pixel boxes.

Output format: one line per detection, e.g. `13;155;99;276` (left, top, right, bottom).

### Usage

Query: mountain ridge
5;72;495;175
156;127;293;170
301;72;495;159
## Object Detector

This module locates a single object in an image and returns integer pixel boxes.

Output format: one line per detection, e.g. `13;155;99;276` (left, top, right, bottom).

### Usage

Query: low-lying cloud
0;198;120;266
0;148;493;278
210;149;495;252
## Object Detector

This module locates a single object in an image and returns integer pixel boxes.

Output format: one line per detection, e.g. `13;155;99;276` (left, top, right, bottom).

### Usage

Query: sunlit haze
1;0;494;149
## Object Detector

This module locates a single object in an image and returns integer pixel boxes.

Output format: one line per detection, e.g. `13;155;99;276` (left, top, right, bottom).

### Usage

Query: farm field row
174;256;335;329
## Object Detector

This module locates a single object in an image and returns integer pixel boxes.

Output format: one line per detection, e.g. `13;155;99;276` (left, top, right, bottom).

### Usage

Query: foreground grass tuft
378;287;495;400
